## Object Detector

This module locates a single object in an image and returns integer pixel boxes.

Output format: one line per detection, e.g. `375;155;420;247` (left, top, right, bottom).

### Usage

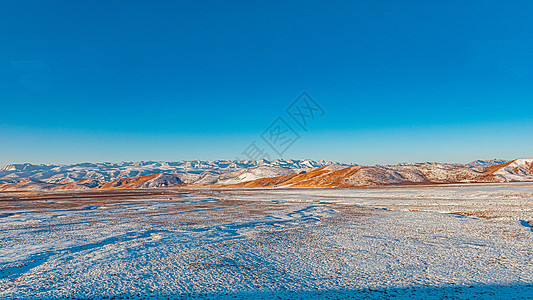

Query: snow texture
1;183;532;299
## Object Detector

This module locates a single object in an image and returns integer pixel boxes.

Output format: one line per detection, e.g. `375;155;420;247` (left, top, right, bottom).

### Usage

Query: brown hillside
484;160;515;175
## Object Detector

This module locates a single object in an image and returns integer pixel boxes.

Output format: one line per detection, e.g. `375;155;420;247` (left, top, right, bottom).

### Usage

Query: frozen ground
0;183;532;299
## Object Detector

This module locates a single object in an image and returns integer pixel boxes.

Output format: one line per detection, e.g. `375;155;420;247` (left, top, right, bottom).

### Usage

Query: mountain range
1;158;532;191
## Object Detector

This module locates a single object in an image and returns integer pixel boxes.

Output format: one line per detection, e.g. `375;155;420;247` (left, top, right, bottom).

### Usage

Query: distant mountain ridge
0;159;341;186
1;159;532;191
465;159;509;168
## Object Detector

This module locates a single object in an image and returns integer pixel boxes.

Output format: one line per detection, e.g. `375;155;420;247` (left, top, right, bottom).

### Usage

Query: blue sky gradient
1;1;533;166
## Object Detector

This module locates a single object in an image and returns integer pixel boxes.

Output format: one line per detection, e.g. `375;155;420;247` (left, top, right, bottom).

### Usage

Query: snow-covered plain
1;183;532;299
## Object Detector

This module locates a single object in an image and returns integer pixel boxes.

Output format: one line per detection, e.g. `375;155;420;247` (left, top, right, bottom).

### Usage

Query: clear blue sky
1;0;533;166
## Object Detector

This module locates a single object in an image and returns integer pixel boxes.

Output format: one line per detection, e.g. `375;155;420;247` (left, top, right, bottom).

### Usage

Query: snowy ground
1;183;532;299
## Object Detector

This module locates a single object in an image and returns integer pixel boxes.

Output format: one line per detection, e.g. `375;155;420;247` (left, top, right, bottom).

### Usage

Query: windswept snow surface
1;183;532;299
